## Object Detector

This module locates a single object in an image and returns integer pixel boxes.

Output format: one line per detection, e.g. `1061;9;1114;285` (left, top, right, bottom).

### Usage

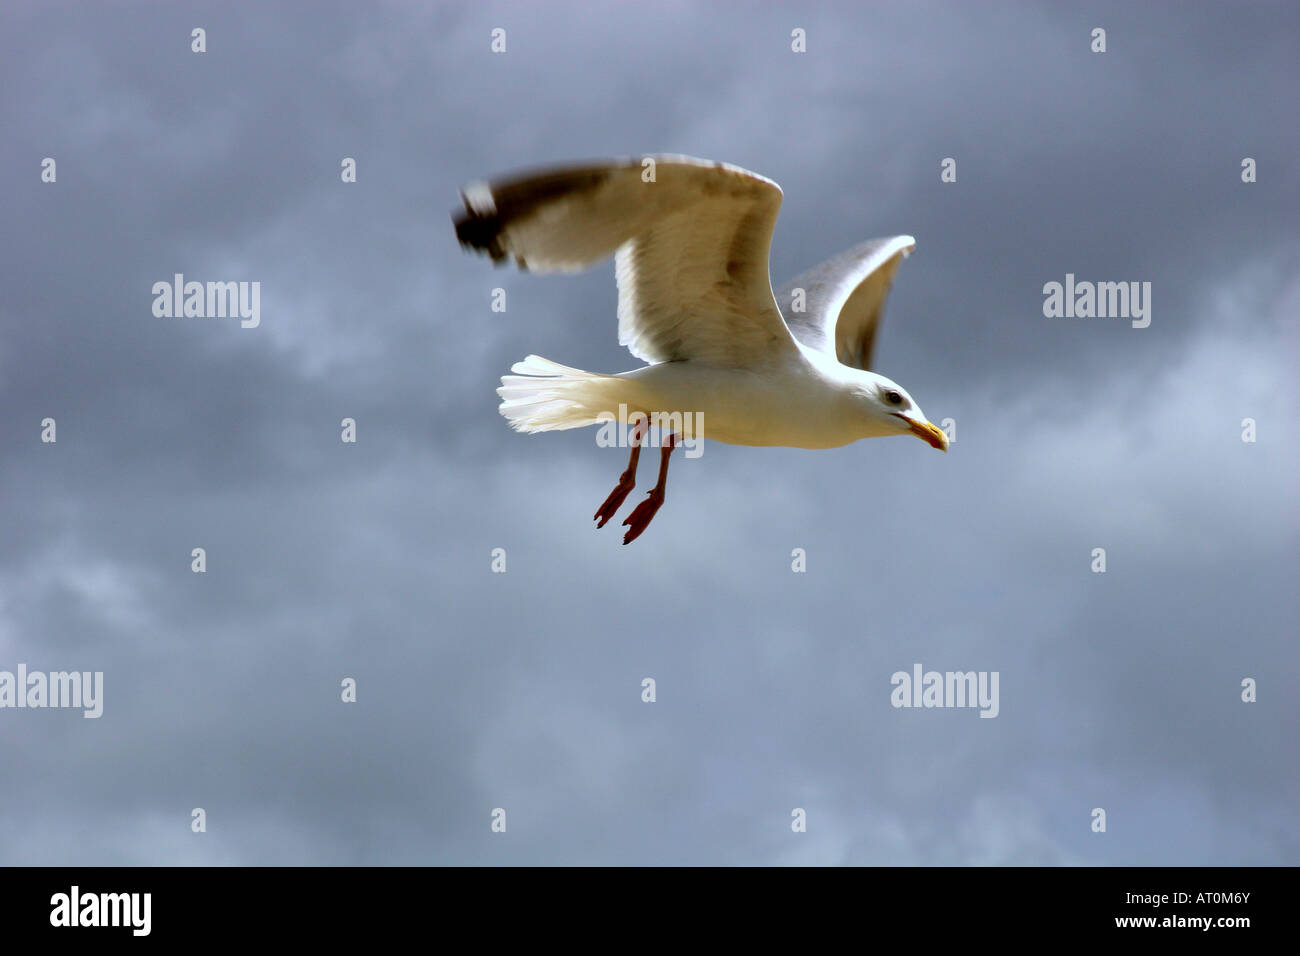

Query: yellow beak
907;418;949;452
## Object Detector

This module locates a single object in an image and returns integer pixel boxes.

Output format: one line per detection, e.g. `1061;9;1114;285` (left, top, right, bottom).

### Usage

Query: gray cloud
0;0;1296;865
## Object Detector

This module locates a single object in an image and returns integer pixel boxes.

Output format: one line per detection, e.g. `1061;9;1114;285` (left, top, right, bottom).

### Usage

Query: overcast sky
1;1;1296;865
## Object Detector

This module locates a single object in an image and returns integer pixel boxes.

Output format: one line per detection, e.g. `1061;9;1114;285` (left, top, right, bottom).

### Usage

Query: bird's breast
614;362;860;449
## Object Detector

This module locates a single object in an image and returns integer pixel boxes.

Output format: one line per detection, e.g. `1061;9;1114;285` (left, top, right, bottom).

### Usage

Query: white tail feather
497;355;619;432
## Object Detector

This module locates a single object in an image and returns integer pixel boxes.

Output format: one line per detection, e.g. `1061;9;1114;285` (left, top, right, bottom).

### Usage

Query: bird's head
852;374;948;451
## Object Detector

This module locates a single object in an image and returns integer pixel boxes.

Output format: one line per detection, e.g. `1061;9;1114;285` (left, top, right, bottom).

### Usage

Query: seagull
453;155;948;544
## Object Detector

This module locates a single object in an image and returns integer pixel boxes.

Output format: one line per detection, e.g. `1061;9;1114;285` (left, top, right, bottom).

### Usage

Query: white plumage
454;154;947;542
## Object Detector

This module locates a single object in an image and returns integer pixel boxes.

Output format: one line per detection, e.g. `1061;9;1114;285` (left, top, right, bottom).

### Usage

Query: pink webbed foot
594;470;636;529
621;489;665;545
621;432;678;545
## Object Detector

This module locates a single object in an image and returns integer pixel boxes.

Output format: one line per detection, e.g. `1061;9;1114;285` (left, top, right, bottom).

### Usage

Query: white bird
454;155;948;544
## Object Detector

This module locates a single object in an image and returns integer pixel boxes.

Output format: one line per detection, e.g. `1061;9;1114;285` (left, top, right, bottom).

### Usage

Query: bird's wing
454;155;798;367
773;236;915;371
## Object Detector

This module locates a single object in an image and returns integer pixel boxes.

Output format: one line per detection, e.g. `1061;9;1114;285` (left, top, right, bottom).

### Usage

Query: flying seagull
453;155;948;544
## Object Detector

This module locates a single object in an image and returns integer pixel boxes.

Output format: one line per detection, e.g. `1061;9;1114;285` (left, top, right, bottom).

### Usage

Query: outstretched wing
773;236;915;371
454;155;798;367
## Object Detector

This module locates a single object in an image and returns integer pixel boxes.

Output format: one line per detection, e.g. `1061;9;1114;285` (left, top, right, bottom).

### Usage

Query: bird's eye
885;390;904;405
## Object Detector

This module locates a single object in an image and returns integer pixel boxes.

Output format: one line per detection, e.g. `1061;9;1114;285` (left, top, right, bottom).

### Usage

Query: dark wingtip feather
452;163;622;271
452;206;510;264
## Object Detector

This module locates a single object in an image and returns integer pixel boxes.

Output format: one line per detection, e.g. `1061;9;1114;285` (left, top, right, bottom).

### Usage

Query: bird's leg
622;432;678;545
594;418;648;529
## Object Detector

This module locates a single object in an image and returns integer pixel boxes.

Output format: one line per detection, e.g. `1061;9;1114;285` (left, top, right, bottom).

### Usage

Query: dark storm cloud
0;1;1295;864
